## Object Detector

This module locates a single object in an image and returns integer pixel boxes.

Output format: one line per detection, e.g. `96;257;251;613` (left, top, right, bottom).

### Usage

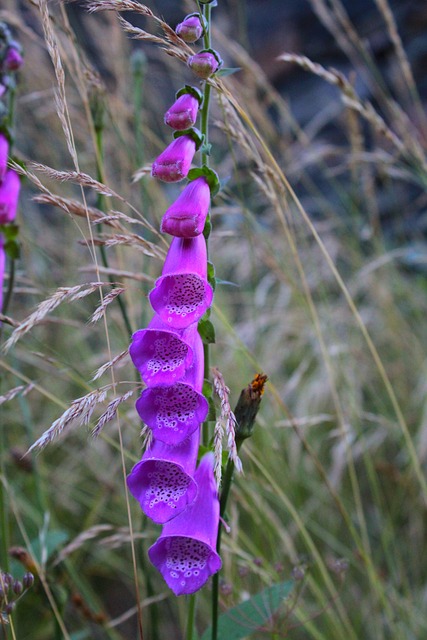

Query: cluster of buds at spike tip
0;23;24;101
1;570;34;620
128;49;223;593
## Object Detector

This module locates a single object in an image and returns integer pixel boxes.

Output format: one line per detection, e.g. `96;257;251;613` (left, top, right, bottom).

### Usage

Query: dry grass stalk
212;367;242;486
277;53;406;156
87;233;159;257
80;265;153;283
91;349;129;381
0;383;34;406
3;282;108;352
53;524;114;565
27;387;109;453
89;287;126;324
31;161;116;197
92;390;134;437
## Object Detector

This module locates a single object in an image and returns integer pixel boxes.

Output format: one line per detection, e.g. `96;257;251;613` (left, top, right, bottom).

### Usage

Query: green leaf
198;318;216;344
187;165;220;196
207;261;216;290
201;580;294;640
203;378;213;398
216;67;241;78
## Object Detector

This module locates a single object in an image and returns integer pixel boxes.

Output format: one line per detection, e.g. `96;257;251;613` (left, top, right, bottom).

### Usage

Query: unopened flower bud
234;373;268;442
4;45;23;71
5;602;15;616
12;580;22;596
23;572;34;590
164;92;200;131
188;50;222;79
152;134;199;183
176;14;205;44
0;169;20;223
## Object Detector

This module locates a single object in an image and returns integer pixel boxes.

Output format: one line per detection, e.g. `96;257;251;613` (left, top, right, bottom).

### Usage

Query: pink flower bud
164;93;200;131
4;46;23;71
176;15;204;44
0;134;9;184
152;136;196;183
188;51;221;79
0;170;20;224
0;237;5;315
161;177;210;238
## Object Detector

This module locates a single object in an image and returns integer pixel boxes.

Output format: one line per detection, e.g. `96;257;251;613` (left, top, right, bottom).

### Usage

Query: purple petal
127;431;199;524
164;94;199;131
0;170;20;224
129;317;198;386
151;136;196;183
148;453;221;595
161;177;210;238
0;134;9;184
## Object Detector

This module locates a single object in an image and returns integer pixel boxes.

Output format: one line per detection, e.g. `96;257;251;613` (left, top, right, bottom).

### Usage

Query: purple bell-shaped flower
0;134;9;184
149;235;213;329
0;170;20;224
135;327;207;445
151;135;196;183
161;177;210;238
0;236;5;314
148;453;222;595
129;316;199;386
127;430;199;524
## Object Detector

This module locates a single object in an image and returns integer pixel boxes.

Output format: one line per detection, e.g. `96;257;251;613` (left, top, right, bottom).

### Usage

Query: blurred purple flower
129;316;199;387
188;51;221;79
4;46;24;71
0;134;9;184
149;235;213;329
152;135;196;183
127;430;199;524
161;177;210;238
136;328;207;444
164;93;200;131
176;14;204;44
148;452;222;595
0;170;20;224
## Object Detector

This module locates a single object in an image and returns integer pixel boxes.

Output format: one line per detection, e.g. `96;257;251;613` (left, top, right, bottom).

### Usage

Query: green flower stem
94;119;133;338
186;593;197;640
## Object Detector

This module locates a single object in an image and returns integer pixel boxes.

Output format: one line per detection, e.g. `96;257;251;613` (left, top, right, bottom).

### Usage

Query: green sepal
199;48;223;69
200;142;212;157
4;238;20;259
202;378;213;398
0;223;19;241
203;213;212;240
207;261;216;291
207;396;217;422
198;317;216;344
199;0;218;5
176;84;203;106
173;126;204;150
187;165;220;196
216;67;241;78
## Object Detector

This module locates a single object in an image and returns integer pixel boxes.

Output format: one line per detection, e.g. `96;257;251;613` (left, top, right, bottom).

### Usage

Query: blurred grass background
1;0;427;638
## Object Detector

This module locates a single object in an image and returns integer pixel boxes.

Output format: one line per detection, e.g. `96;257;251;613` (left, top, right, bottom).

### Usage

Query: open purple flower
151;135;196;183
161;177;210;238
0;170;20;224
176;14;204;44
164;93;200;131
130;316;199;386
149;235;213;329
135;328;207;445
127;430;199;524
0;134;9;184
148;453;222;595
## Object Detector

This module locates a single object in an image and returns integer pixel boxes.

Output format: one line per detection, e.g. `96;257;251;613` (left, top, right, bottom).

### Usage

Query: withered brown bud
234;373;268;442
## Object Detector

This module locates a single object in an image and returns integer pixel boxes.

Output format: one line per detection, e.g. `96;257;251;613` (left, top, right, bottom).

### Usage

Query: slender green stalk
93;111;133;338
186;594;197;640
